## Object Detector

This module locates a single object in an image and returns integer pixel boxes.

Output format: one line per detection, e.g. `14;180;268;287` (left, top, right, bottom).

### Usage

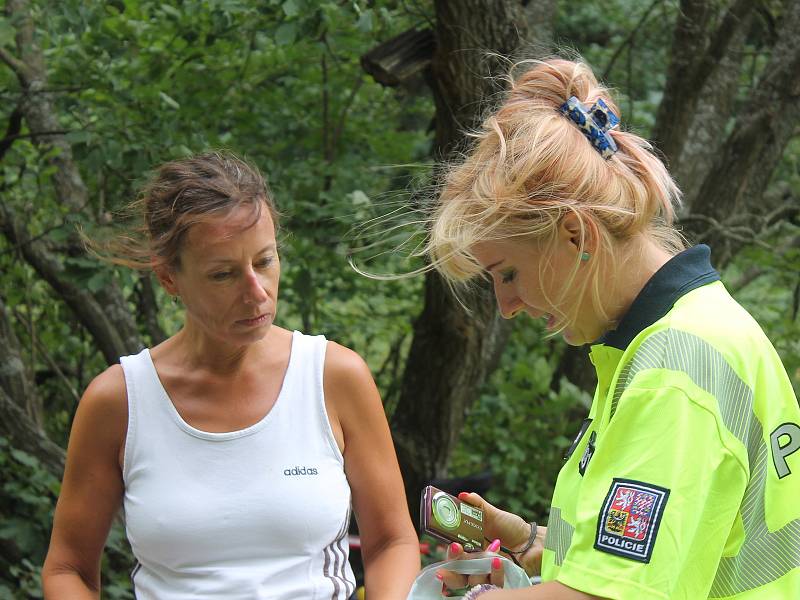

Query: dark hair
87;151;279;270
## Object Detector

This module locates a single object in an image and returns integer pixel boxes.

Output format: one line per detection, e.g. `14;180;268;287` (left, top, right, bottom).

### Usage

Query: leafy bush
0;437;134;598
0;437;60;598
449;325;592;521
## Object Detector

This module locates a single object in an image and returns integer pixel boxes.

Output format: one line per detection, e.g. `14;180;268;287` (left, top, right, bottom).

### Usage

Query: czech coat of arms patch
594;478;669;563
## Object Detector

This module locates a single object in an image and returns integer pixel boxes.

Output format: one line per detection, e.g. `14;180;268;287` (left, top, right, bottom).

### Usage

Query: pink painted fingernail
449;542;460;554
492;557;502;570
458;492;470;500
488;538;501;552
435;572;444;581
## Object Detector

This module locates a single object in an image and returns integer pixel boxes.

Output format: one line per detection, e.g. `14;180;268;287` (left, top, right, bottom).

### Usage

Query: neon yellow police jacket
541;245;800;599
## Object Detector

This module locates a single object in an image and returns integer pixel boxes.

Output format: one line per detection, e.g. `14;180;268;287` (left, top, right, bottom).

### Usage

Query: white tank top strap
287;332;342;462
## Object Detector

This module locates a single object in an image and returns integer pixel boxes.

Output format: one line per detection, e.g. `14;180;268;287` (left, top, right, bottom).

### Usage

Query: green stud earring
581;251;591;262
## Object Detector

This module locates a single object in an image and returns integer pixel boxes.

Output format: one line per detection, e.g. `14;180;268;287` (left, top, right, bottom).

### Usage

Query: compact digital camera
419;485;485;552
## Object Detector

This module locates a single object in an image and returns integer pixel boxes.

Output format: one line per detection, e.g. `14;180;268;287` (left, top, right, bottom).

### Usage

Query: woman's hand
435;493;547;595
458;493;546;577
436;539;505;595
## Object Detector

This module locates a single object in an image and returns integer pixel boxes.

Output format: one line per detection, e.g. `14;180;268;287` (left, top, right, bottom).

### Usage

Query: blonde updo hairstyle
428;58;684;329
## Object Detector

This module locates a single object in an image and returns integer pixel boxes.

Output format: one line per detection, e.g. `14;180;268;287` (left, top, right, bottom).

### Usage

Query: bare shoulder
322;341;381;411
323;341;372;384
81;364;127;415
323;341;384;424
322;342;379;415
71;364;128;451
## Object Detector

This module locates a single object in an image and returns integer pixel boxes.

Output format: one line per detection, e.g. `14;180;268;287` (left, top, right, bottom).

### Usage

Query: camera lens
432;492;461;530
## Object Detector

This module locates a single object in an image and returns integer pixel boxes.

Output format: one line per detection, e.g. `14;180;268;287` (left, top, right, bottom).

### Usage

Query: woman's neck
605;237;675;327
169;322;255;375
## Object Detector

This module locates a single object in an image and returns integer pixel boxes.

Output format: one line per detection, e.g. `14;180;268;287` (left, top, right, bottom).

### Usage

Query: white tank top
120;331;355;599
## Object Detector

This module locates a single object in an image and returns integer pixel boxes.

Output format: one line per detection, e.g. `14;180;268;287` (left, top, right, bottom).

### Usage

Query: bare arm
324;343;420;600
41;366;128;599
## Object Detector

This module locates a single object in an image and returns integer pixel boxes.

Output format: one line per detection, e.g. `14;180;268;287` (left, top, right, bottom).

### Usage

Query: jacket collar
599;245;720;350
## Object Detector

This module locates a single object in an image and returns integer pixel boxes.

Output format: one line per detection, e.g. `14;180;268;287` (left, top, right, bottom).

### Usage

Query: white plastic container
407;555;535;599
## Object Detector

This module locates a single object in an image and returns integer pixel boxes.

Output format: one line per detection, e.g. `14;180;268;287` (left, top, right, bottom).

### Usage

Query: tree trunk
392;273;511;508
0;0;145;483
522;0;558;52
673;17;751;211
652;0;754;170
684;0;800;264
1;0;143;362
391;0;542;517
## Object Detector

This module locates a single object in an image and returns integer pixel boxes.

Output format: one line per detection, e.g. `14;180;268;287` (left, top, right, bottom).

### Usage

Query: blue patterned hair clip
559;96;619;159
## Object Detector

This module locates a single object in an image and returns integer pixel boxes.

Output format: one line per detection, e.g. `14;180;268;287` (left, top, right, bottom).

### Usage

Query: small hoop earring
580;252;591;262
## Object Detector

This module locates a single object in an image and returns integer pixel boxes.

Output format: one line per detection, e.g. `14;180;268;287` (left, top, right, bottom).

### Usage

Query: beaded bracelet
464;583;500;599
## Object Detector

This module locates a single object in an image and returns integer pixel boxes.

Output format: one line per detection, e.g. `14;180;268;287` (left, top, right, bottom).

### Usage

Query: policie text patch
594;478;669;563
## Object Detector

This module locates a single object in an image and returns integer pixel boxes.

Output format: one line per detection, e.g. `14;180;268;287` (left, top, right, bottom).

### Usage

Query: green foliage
720;135;800;395
0;437;134;598
0;437;59;598
449;324;592;519
556;0;677;133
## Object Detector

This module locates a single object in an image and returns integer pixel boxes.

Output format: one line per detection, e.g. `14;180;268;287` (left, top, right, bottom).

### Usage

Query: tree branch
2;129;70;141
0;385;64;478
686;0;800;263
0;296;42;426
653;0;755;166
0;203;136;364
0;106;23;162
694;0;753;91
321;45;333;192
375;332;408;412
0;46;31;83
602;0;663;80
728;234;800;294
331;77;364;158
134;273;168;345
12;306;81;407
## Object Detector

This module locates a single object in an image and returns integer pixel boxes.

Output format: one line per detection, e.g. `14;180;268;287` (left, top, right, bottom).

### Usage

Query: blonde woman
427;59;799;599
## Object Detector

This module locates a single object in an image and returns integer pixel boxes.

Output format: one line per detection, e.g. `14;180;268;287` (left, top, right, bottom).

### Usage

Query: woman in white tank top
41;152;420;599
